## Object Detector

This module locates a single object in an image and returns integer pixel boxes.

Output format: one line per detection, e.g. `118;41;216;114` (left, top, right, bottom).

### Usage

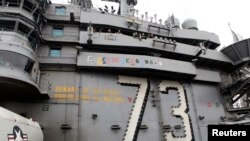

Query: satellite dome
182;19;198;30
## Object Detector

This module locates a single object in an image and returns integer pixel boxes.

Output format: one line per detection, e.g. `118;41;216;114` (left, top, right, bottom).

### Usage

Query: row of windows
0;0;67;16
0;21;64;39
0;20;39;50
0;0;43;21
0;20;30;34
0;51;34;73
0;20;65;48
0;0;41;11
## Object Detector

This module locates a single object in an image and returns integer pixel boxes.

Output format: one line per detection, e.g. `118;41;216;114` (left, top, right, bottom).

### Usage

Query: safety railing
219;64;250;89
92;4;176;27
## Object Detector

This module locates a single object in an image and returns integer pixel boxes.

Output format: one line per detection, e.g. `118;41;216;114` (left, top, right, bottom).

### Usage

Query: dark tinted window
7;0;20;7
28;31;39;50
0;51;34;73
23;0;35;13
33;10;39;22
18;22;31;35
0;20;15;31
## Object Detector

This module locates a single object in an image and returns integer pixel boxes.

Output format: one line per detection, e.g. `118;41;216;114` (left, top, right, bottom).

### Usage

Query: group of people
133;32;154;41
91;27;158;41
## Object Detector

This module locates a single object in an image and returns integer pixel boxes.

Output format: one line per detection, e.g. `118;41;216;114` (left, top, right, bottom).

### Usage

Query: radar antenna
228;23;243;43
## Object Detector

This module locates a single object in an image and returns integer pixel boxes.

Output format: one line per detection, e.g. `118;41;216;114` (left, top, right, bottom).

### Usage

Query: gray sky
52;0;250;47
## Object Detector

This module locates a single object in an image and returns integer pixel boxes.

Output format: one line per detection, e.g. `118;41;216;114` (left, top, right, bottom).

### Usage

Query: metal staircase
219;63;250;105
231;78;250;103
118;76;149;141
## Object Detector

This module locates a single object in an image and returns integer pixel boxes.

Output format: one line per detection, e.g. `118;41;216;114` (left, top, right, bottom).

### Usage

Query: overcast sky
52;0;250;48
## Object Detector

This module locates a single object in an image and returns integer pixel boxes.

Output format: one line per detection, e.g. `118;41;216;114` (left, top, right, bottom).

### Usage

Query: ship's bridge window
17;22;31;36
0;51;34;73
23;0;35;13
5;0;20;7
28;32;39;51
55;6;66;16
0;20;15;31
50;48;61;57
52;26;64;37
33;10;41;23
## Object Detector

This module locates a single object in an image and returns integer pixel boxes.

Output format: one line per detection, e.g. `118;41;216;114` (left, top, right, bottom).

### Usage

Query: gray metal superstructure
0;0;250;141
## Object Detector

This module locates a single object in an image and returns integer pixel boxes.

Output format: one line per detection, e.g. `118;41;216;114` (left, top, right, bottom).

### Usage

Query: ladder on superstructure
219;62;250;109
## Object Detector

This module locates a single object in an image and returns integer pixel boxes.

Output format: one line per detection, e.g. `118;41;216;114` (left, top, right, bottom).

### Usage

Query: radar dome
182;19;198;30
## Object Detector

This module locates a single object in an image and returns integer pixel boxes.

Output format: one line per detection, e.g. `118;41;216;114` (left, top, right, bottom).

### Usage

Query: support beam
20;0;24;9
232;44;242;61
32;6;39;14
36;14;40;23
14;21;19;32
27;28;34;37
247;39;250;57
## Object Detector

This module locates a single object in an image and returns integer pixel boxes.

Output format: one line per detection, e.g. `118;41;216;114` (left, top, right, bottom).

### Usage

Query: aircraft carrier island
0;0;250;141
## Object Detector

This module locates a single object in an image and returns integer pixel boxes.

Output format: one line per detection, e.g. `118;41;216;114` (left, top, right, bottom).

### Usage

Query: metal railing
92;4;177;27
219;64;250;89
0;28;14;32
219;72;239;89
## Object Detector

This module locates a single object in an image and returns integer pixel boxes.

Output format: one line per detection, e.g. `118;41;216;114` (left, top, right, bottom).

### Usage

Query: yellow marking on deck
53;94;78;99
53;86;126;103
82;88;89;95
54;86;78;93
